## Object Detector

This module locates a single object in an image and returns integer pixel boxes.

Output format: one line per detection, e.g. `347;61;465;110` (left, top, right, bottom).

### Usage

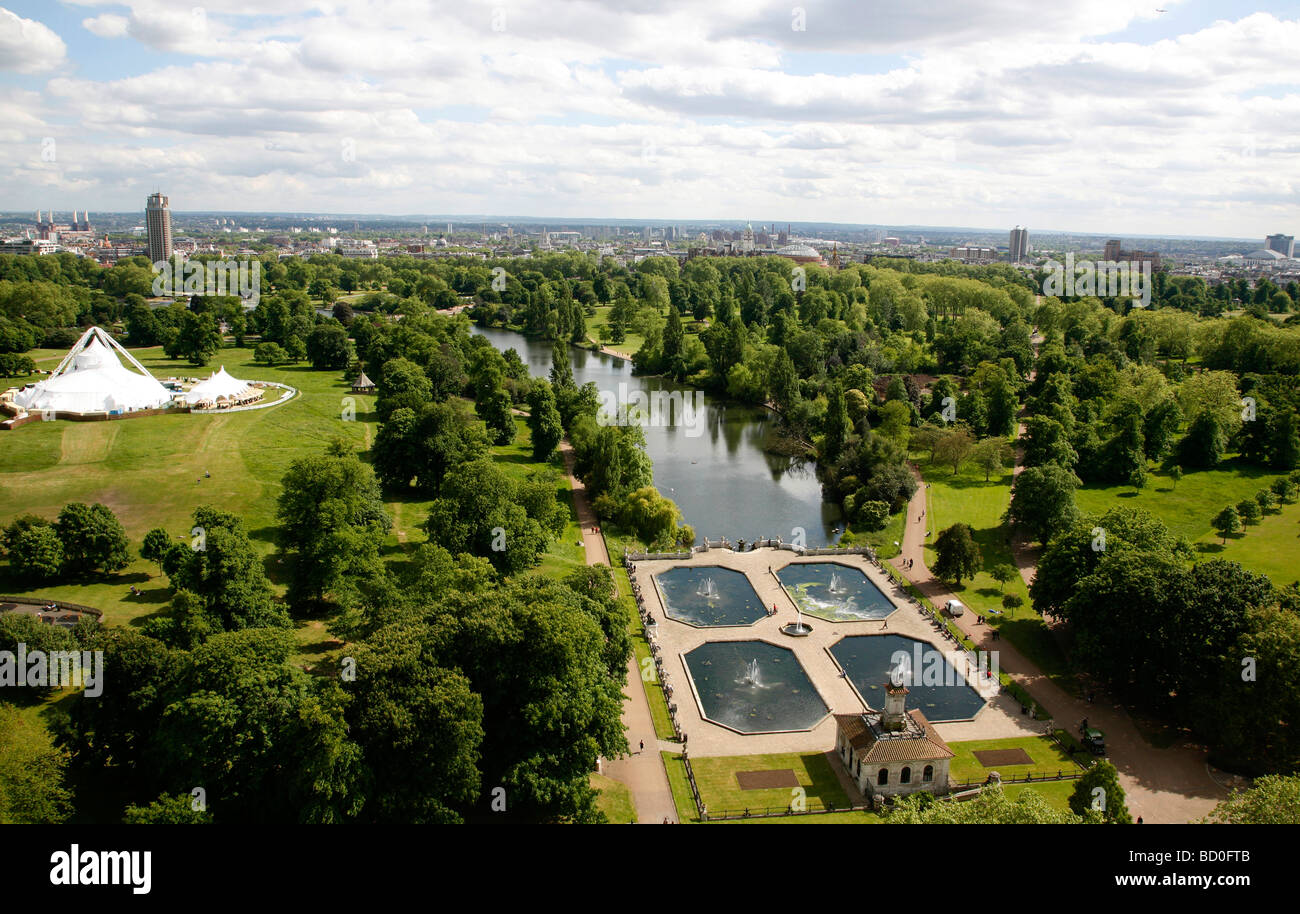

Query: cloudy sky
0;0;1296;236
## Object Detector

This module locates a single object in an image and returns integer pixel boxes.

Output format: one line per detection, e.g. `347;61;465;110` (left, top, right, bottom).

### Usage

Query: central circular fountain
780;606;813;637
682;640;828;733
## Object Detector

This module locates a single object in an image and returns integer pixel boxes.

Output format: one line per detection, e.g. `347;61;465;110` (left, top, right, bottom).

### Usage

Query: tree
1006;464;1080;545
305;324;355;370
3;518;63;581
1236;498;1262;526
54;502;130;574
990;563;1016;592
276;452;392;611
176;311;222;366
933;523;983;586
1002;593;1023;612
1069;760;1132;823
423;459;556;574
1202;775;1300;824
853;499;891;533
372;401;487;494
889;784;1088;824
123;793;214;824
822;382;850;462
375;357;432;421
140;527;173;576
1169;464;1183;489
0;705;72;824
343;625;484;823
1212;505;1242;544
971;438;1010;482
1030;507;1192;618
424;578;628;821
253;341;288;366
934;427;975;475
1178;410;1228;468
526;381;564;461
476;387;515;446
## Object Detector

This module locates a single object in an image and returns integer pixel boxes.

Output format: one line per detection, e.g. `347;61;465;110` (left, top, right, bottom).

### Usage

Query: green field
0;344;585;628
1074;463;1299;586
661;750;856;822
912;452;1074;690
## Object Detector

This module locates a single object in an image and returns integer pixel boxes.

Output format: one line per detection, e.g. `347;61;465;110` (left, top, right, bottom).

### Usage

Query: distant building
0;238;58;255
146;193;172;264
1102;239;1161;271
1009;226;1029;262
1265;234;1295;258
949;245;998;263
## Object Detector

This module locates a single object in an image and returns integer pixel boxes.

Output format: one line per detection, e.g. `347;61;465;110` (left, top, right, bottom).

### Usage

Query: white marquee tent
13;327;173;415
182;366;255;405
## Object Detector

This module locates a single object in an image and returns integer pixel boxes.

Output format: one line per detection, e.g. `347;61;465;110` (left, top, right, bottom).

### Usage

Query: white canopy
14;328;172;415
183;366;253;404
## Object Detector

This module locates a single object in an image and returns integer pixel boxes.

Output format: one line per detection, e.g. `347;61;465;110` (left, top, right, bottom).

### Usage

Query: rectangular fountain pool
777;562;896;622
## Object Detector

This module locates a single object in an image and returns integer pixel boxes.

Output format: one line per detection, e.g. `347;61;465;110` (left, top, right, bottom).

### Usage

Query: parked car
1079;720;1107;755
944;599;966;617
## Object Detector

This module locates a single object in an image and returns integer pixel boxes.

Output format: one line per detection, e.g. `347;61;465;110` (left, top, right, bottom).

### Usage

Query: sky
0;0;1297;238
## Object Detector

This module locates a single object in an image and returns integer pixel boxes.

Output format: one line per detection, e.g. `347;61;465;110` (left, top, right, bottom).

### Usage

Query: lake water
470;325;844;546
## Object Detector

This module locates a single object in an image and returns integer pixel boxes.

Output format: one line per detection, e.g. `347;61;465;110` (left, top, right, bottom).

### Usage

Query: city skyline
0;1;1296;237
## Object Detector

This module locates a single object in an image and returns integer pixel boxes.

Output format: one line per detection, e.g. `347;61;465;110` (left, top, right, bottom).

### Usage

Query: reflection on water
470;325;843;546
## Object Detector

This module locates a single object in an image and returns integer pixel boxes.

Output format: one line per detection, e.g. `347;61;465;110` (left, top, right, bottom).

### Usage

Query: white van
944;599;966;617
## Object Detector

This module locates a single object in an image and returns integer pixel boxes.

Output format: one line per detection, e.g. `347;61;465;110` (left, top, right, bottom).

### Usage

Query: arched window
900;766;911;784
877;768;889;786
923;765;934;782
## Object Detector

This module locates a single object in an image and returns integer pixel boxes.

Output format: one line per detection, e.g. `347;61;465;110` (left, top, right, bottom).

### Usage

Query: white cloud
4;2;1298;235
0;7;67;73
82;14;130;39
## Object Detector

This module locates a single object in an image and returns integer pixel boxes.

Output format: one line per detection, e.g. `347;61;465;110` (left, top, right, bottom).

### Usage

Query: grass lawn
590;773;637;824
947;735;1081;786
843;504;906;560
618;565;676;741
1074;462;1296;587
914;452;1074;692
680;751;853;817
1000;779;1079;812
583;305;645;360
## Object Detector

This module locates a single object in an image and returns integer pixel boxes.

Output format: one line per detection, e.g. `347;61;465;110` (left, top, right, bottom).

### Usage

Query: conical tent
183;366;254;403
14;327;172;415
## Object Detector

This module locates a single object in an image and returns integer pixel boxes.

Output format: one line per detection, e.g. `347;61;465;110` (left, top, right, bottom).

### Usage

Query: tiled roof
835;709;954;762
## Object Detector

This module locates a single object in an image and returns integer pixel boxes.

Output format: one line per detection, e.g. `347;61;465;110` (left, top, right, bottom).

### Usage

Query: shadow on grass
124;586;171;605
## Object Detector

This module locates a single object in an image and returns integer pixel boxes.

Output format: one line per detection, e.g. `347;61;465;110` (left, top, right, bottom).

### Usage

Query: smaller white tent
182;367;255;405
14;327;173;415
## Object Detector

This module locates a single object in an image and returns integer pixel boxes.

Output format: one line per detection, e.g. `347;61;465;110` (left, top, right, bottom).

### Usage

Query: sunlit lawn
947;735;1081;785
590;773;637;824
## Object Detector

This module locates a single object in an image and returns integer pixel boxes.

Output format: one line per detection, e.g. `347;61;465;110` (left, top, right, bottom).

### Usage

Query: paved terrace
630;547;1041;758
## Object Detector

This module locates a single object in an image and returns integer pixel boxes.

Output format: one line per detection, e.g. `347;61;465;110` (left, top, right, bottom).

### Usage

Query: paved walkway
562;442;677;823
891;463;1225;823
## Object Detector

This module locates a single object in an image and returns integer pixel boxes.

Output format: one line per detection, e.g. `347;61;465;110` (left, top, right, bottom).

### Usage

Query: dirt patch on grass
973;748;1034;767
736;769;800;790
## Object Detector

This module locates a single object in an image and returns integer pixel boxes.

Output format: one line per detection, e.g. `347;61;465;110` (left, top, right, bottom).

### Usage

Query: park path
561;441;678;823
892;333;1225;822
